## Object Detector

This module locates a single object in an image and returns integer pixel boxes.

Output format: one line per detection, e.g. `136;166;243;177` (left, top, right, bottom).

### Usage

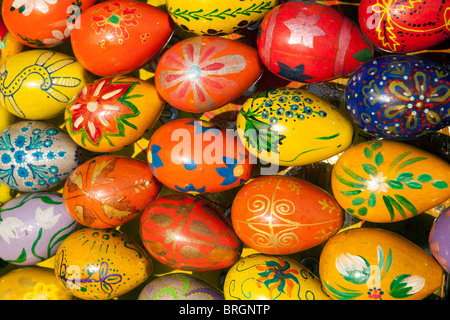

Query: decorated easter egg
0;17;23;67
65;75;165;152
257;1;373;83
231;175;344;255
429;207;450;272
331;140;450;223
54;228;152;300
147;118;254;194
319;228;444;300
70;0;174;76
0;50;91;120
359;0;450;53
345;55;450;139
63;155;161;229
155;36;263;113
224;253;330;300
0;121;85;192
1;0;95;48
138;273;224;300
0;184;15;206
0;104;14;132
0;192;79;265
140;193;242;271
236;87;354;167
166;0;278;36
0;267;73;300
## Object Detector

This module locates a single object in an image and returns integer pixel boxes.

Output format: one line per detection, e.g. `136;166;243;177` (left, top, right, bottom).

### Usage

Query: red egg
63;155;162;229
147;118;255;194
140;193;242;271
257;1;374;83
231;175;344;255
1;0;95;47
359;0;450;53
70;0;174;76
155;36;263;113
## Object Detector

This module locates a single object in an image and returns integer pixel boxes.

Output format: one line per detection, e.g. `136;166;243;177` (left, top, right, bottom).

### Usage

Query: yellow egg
0;105;14;131
236;87;354;167
319;228;444;300
331;140;450;223
0;50;91;120
54;228;153;300
223;253;330;300
0;267;73;300
166;0;278;36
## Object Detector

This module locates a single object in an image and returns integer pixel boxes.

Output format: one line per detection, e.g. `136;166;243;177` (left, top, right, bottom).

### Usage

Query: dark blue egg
345;55;450;139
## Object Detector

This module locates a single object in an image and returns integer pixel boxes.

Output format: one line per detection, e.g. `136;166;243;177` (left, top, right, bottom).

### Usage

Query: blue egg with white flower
345;55;450;139
0;121;85;192
0;192;79;265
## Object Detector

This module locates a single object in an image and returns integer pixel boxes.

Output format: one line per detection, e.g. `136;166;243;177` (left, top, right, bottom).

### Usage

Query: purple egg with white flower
0;192;79;265
429;207;450;273
344;55;450;139
0;120;85;192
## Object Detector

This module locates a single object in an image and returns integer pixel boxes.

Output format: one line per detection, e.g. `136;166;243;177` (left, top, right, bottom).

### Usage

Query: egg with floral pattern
319;228;444;300
0;192;79;266
0;121;85;192
65;75;165;152
54;228;153;300
147;118;254;194
155;36;263;113
224;253;330;300
0;267;73;300
345;55;450;139
63;155;162;229
70;0;174;76
1;0;96;48
429;207;450;273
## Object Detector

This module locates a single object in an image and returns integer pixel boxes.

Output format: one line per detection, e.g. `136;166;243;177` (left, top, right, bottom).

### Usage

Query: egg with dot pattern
236;87;354;167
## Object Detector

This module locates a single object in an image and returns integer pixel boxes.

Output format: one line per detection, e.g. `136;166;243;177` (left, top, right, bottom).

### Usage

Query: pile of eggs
0;0;449;301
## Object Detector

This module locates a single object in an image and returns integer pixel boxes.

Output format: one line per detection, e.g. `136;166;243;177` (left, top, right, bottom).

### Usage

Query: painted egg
359;0;450;53
231;175;344;255
331;140;450;223
147;118;254;194
257;1;373;83
155;36;263;113
65;75;165;152
0;192;79;266
0;50;91;120
138;273;224;300
140;193;242;271
0;121;86;192
345;55;450;139
224;253;330;300
54;228;153;300
63;155;161;229
1;0;95;48
429;207;450;272
319;228;444;300
166;0;278;36
0;104;14;132
0;184;15;206
0;267;73;300
0;17;23;67
70;0;174;76
236;87;354;167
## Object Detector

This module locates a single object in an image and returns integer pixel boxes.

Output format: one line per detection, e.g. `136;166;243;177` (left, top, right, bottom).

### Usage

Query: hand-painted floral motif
9;0;56;16
91;1;141;45
282;10;325;48
325;245;426;300
66;77;140;147
255;259;300;300
157;37;247;111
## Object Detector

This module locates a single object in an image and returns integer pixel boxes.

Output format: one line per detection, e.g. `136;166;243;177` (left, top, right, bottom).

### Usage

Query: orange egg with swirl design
231;175;344;255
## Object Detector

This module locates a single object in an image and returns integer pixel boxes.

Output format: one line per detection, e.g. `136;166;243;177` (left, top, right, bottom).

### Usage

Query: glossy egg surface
429;207;450;272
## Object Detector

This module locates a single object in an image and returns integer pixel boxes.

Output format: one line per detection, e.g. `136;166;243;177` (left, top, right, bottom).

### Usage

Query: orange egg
70;0;174;76
231;175;344;255
63;155;162;229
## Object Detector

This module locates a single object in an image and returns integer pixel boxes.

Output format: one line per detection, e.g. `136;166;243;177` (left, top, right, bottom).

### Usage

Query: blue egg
345;55;450;139
0;121;85;192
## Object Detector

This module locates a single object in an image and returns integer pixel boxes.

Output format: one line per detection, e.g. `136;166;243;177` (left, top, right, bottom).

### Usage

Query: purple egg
429;207;450;272
0;192;79;265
